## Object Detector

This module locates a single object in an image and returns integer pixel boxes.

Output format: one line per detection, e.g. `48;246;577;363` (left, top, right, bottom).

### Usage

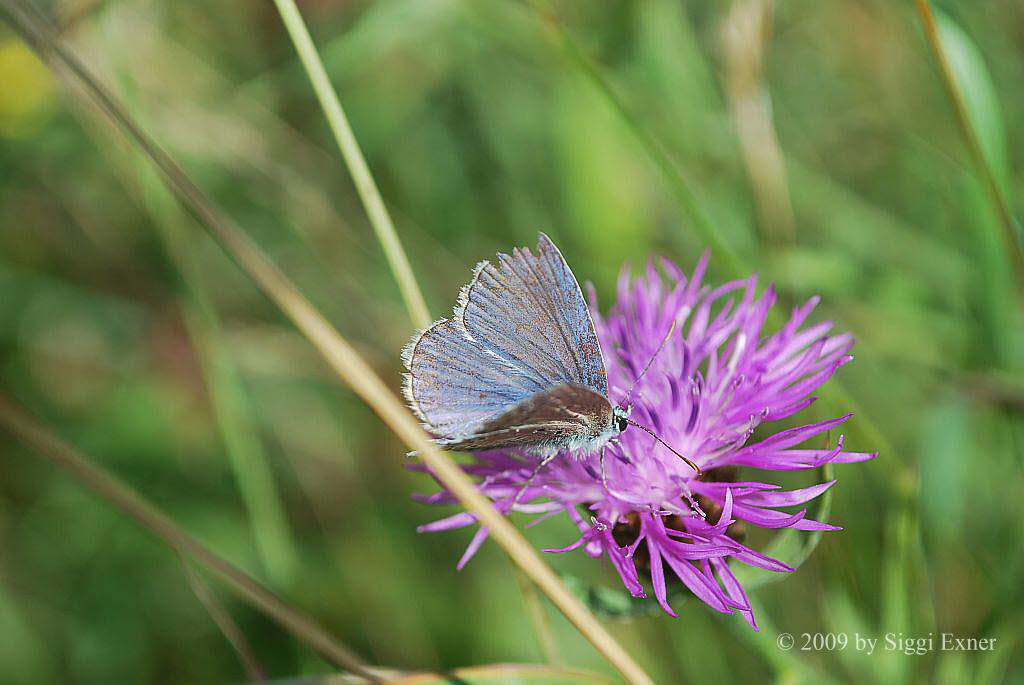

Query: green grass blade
915;0;1024;292
270;0;431;329
105;89;300;586
526;0;747;278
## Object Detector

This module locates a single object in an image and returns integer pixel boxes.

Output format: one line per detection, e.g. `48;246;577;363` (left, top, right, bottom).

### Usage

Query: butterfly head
612;404;632;434
614;404;703;477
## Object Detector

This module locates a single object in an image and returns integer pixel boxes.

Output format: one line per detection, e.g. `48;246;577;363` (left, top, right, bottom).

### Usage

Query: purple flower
414;254;874;628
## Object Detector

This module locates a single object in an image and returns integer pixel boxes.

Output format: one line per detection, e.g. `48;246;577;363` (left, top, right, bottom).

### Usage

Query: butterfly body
433;383;630;457
402;233;628;459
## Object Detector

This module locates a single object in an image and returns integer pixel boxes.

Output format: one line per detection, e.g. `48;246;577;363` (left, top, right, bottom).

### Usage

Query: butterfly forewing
457;233;608;395
403;233;610;445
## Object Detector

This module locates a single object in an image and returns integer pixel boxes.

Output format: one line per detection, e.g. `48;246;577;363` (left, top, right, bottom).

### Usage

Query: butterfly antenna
623;320;677;405
625;418;702;477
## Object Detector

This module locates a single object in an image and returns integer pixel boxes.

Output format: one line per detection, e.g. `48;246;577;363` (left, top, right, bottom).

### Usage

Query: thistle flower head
415;254;874;628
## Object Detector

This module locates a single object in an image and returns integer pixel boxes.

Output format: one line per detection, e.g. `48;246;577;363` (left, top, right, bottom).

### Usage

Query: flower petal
742;480;836;507
646;536;677;617
456;526;490;570
712;558;758;630
417;512;476;533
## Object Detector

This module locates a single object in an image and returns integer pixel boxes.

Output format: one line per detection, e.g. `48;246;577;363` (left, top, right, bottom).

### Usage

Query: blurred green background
1;0;1023;683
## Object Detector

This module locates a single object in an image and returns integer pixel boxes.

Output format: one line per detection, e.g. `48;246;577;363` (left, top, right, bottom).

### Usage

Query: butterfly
401;233;700;482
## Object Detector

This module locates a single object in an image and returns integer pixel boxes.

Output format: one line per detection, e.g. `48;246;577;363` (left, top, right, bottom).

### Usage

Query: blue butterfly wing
402;233;608;441
402;318;551;439
457;233;608;396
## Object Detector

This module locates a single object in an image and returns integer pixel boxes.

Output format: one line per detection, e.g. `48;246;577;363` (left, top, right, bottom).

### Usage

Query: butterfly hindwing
402;319;548;438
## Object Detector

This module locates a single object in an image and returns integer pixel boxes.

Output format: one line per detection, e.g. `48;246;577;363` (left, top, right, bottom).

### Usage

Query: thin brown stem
180;556;267;682
0;394;381;682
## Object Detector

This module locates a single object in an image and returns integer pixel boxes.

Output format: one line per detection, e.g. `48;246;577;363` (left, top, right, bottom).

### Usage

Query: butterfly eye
615;415;629;433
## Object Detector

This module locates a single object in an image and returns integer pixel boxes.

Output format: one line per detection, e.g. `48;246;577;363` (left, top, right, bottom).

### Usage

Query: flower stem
270;0;432;329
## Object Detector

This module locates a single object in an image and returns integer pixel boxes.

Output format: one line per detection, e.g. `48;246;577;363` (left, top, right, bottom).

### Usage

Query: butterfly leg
599;445;612;494
597;445;639;501
510;452;558;508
